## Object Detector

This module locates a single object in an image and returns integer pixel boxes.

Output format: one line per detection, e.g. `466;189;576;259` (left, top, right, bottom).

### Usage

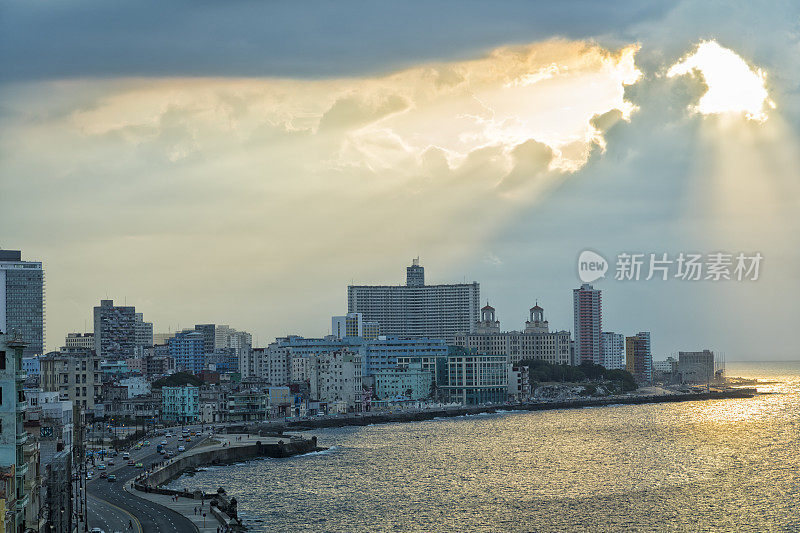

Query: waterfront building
573;284;602;365
601;332;626;370
228;390;267;422
364;336;448;377
347;259;480;343
40;349;101;411
169;330;205;374
678;350;716;384
453;303;571;365
0;333;30;531
374;363;433;400
440;353;508;405
309;349;363;411
64;332;94;351
626;332;652;383
0;250;44;358
332;313;380;340
161;385;199;423
93;299;138;359
507;364;531;401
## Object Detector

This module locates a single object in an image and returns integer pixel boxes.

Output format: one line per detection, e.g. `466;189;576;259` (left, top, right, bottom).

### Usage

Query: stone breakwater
246;388;759;432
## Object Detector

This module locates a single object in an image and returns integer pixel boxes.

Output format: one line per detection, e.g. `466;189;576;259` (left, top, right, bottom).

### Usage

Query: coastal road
87;426;208;533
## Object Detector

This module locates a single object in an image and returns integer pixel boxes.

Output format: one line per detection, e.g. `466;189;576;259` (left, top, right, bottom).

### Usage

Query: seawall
142;435;318;488
249;388;759;432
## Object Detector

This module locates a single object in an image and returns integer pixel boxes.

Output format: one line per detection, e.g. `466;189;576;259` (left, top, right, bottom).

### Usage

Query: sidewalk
127;483;220;533
130;432;290;532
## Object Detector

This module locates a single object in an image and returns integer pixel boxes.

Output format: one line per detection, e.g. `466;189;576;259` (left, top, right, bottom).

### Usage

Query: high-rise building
0;333;30;531
625;332;652;383
331;313;379;340
169;330;205;374
134;312;154;353
93;299;136;359
0;250;44;358
453;303;572;366
215;325;252;358
194;324;216;354
573;284;602;365
347;260;480;343
601;332;626;370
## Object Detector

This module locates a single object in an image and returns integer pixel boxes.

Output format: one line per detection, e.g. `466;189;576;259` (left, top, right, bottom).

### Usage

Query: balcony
16;432;28;445
16;370;27;382
16;462;28;478
15;492;29;510
16;400;28;412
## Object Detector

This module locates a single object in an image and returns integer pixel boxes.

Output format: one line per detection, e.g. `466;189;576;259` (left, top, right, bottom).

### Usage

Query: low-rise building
440;353;508;405
374;364;433;400
507;364;531;401
161;385;199;423
228;390;267;422
678;350;716;384
40;349;102;411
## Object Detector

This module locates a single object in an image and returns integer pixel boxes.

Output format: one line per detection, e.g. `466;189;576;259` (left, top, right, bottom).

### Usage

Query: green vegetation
518;360;638;392
151;371;203;389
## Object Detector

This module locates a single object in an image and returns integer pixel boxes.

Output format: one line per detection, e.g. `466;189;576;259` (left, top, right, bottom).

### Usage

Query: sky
1;1;799;360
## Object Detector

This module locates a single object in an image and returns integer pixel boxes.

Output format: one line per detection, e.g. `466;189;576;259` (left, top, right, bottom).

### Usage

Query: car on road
107;474;116;482
135;462;144;468
165;433;172;438
122;453;130;460
178;446;185;452
97;464;106;470
185;437;191;442
166;451;174;458
128;460;135;466
143;440;150;445
86;473;93;480
100;472;108;478
107;460;114;465
160;440;167;445
90;528;105;533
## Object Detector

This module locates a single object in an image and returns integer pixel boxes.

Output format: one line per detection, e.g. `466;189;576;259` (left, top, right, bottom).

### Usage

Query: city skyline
3;1;799;361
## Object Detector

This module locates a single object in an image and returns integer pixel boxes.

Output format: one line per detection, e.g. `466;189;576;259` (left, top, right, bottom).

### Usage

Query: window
0;351;4;370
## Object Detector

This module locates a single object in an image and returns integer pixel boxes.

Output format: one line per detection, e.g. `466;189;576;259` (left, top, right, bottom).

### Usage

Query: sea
169;361;800;532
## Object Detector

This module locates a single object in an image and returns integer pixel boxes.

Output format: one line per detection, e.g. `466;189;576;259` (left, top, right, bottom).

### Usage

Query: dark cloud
0;0;672;81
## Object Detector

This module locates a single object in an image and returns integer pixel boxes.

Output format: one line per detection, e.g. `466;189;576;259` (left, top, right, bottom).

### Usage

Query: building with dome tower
453;302;572;365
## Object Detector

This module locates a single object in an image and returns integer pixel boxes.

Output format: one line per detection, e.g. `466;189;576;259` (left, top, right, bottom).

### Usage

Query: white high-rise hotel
347;260;480;343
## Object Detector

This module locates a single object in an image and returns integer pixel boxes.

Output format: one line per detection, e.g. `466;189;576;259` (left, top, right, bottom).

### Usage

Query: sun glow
667;40;774;122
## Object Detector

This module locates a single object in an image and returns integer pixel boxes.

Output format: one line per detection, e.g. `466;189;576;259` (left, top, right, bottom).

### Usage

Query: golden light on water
667;40;774;122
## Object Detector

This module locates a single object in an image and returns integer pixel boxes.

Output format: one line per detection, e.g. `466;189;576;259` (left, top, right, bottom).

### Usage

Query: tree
151;372;203;389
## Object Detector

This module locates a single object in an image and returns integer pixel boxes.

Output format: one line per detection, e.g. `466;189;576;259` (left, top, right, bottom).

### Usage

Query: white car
177;446;185;452
165;433;172;438
160;440;167;445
